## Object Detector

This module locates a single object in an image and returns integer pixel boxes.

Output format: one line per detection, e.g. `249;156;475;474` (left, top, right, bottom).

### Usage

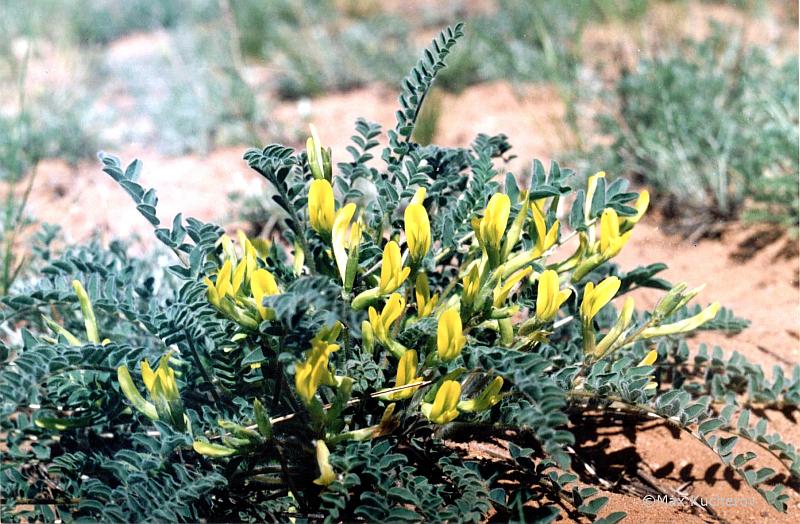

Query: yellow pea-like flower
421;380;461;424
580;276;621;323
119;353;185;430
232;258;247;295
502;195;529;259
379;241;411;294
117;365;158;421
387;349;422;400
237;230;257;278
640;302;720;339
599;208;632;259
623;190;649;227
216;260;234;299
535;270;572;322
141;356;180;405
437;308;466;361
251;268;280;320
461;264;481;309
308;179;336;236
294;329;341;405
368;293;406;345
312;440;337;486
584;171;606;222
458;376;504;412
478;193;511;265
492;266;533;308
594;296;635;357
404;203;431;264
411;187;426;205
531;204;560;258
415;273;439;318
332;203;361;287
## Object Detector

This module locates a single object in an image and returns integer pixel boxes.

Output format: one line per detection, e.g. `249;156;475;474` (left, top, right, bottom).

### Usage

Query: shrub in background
2;25;798;524
593;28;799;231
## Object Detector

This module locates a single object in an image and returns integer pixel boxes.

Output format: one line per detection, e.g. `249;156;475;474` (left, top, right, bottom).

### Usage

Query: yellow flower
584;171;606;222
143;356;180;403
204;259;233;307
352;240;411;310
232;258;247;295
203;232;278;329
118;353;185;430
594;296;635;357
638;349;658;366
623;190;649;228
637;349;659;390
492;266;533;308
461;264;481;310
415;273;439;318
294;325;341;405
361;320;374;354
437;308;466;361
307;124;332;182
421;380;461;424
237;230;257;277
251;268;280;320
458;376;504;412
313;440;337;486
332;203;361;289
379;241;411;294
502;196;529;258
598;208;632;258
478;193;511;266
411;187;427;205
641;302;720;339
72;280;99;343
535;270;572;322
580;276;621;323
530;204;560;258
404;203;431;264
117;366;158;421
387;349;422;400
308;179;335;235
368;293;406;345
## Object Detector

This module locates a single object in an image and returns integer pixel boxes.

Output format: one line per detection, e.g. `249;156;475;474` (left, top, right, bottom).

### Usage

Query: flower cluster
203;232;280;329
115;125;721;489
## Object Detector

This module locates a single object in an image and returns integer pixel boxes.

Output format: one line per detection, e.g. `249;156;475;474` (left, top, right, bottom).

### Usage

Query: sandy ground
606;219;800;522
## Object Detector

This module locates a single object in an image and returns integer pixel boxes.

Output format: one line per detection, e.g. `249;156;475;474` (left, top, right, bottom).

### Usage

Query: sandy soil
602;219;800;522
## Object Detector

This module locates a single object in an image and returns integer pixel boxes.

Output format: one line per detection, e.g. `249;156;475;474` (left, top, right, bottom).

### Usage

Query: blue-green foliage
1;24;798;523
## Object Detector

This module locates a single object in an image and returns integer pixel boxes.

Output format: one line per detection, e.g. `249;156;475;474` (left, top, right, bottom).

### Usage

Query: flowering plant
2;24;797;523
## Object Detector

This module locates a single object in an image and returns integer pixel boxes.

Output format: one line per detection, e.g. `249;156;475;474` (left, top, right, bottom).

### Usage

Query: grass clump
593;28;799;231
